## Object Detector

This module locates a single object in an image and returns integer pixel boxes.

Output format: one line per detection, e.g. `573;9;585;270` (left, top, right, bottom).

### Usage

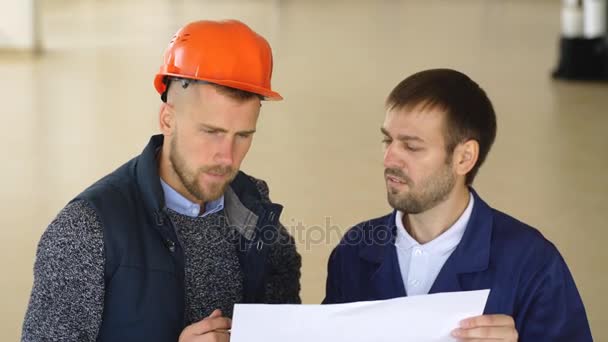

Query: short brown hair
386;69;497;185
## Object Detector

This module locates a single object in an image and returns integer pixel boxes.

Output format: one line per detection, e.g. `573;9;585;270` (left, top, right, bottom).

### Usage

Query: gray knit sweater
22;181;301;341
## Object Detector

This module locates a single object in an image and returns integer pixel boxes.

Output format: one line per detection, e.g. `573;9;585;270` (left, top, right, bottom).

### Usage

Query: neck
403;185;470;244
158;142;204;208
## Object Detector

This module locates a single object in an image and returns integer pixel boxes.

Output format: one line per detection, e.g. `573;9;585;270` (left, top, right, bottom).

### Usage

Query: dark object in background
553;0;608;81
553;37;608;80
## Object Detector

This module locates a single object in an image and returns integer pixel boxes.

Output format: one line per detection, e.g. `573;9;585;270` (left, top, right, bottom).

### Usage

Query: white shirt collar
395;192;474;256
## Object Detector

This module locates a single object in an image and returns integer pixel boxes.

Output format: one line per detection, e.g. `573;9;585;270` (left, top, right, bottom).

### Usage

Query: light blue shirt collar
160;178;225;218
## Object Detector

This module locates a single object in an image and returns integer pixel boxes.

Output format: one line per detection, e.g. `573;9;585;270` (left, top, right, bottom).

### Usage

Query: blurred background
1;0;607;340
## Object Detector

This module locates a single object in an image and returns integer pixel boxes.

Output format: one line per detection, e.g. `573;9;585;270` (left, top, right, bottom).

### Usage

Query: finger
460;314;515;328
452;326;518;340
213;329;231;335
190;332;230;342
188;317;232;335
208;309;223;318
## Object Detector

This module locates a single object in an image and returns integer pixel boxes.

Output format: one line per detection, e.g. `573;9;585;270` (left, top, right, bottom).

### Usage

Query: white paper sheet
231;289;490;342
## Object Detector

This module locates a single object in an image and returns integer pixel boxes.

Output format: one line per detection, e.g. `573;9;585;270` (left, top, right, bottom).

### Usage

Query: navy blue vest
73;135;283;342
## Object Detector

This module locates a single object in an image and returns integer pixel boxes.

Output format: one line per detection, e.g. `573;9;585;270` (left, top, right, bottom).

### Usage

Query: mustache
201;165;234;175
384;168;411;184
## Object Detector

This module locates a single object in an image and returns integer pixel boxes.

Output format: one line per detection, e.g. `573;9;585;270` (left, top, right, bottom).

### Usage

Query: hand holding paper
452;314;518;341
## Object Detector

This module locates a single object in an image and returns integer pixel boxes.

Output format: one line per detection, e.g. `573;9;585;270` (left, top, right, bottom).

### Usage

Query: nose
214;136;234;168
383;142;402;170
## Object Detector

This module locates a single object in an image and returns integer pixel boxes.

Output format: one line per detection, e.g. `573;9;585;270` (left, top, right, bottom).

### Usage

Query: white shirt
394;193;474;296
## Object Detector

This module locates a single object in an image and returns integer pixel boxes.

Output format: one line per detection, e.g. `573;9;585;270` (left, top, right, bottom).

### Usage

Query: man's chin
386;186;408;197
387;194;400;208
199;173;236;198
202;182;230;202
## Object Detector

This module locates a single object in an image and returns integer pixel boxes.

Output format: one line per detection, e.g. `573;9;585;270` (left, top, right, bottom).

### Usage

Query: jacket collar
135;134;166;216
359;188;493;293
136;134;281;239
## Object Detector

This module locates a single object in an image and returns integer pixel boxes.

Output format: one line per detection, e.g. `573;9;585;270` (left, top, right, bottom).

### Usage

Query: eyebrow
380;127;425;142
199;123;256;135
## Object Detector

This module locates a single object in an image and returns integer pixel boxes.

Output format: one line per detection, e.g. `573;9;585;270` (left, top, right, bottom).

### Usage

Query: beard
385;161;455;214
169;136;236;202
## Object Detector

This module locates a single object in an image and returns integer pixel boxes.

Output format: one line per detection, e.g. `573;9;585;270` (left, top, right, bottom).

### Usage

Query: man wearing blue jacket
324;69;592;341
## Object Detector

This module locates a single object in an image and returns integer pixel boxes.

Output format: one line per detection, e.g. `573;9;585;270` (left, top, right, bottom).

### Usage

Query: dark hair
386;69;497;185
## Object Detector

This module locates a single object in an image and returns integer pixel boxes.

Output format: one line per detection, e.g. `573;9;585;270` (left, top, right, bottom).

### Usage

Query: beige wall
1;0;606;341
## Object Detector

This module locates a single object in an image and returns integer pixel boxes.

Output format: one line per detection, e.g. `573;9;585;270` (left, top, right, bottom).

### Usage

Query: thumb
207;309;223;319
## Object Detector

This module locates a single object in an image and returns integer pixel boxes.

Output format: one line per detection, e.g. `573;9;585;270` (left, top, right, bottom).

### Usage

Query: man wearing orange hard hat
22;20;301;342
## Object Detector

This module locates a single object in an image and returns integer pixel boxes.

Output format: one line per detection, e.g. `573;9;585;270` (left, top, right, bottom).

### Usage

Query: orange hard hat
154;20;282;101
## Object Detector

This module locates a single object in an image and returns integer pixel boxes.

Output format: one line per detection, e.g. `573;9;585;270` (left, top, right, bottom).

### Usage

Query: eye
406;145;422;152
381;137;392;145
237;132;253;139
202;128;220;135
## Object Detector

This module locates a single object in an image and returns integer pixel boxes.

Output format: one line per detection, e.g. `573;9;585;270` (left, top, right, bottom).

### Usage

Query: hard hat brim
155;74;283;101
